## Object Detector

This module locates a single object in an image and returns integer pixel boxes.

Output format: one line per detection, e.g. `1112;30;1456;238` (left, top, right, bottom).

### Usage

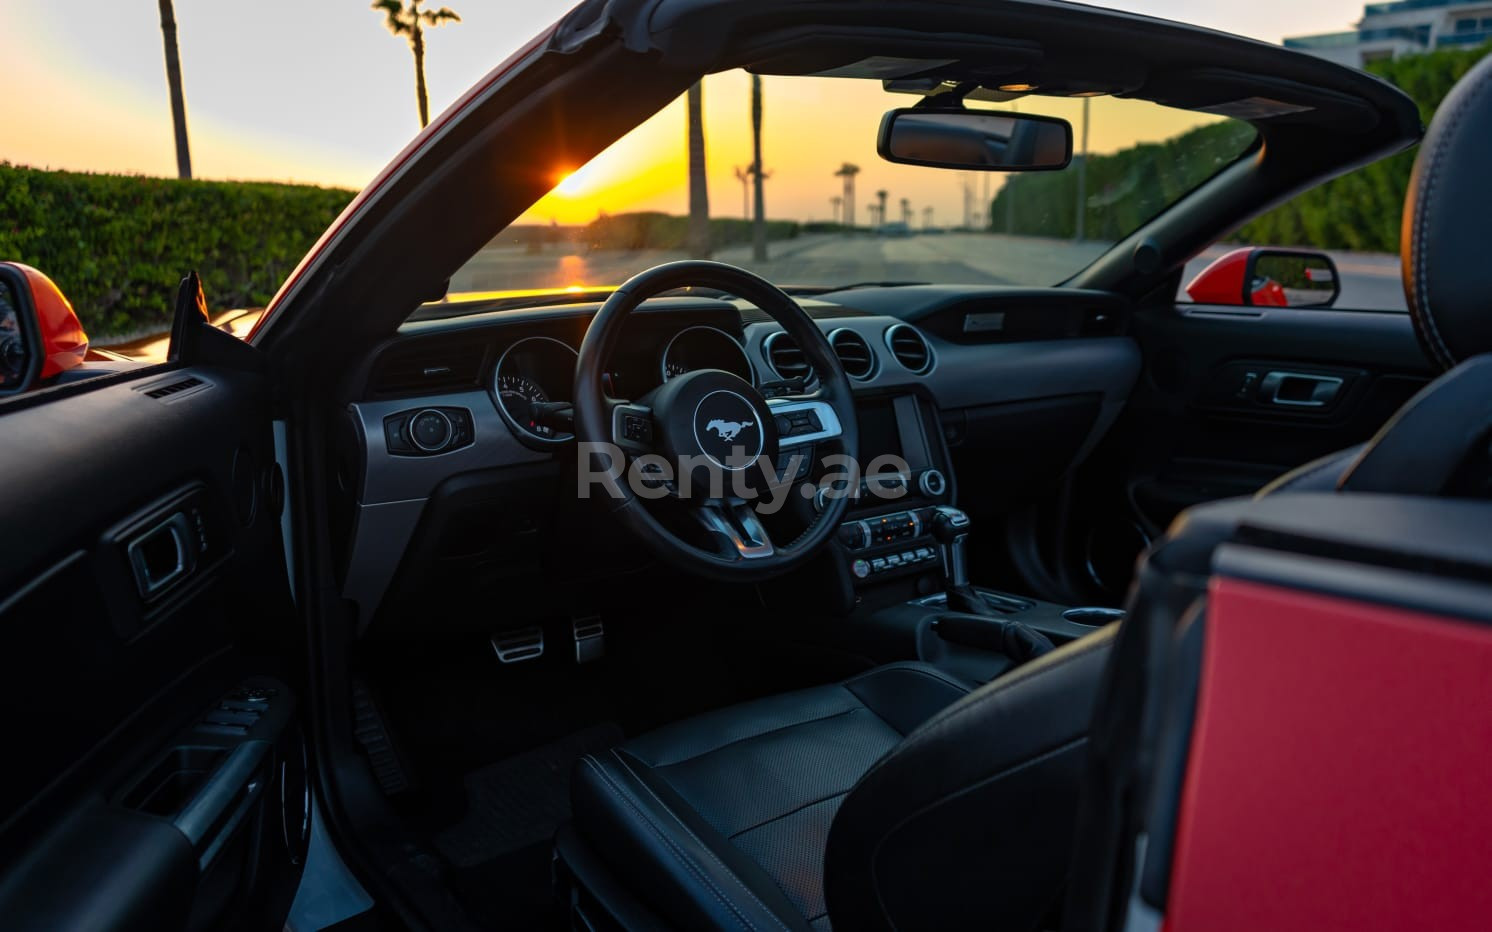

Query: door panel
0;350;304;931
1073;301;1432;598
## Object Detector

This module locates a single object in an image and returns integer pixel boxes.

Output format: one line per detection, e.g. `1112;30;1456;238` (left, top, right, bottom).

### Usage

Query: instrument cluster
491;325;755;445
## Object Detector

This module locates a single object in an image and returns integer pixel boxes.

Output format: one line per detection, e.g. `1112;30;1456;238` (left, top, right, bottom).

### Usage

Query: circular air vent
885;324;934;374
763;331;815;384
829;329;877;381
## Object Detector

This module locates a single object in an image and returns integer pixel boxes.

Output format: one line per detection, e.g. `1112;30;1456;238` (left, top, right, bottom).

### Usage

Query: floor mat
432;722;624;868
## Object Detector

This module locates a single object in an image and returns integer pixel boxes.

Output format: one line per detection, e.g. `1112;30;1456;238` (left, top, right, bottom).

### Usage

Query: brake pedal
572;616;605;664
491;626;544;663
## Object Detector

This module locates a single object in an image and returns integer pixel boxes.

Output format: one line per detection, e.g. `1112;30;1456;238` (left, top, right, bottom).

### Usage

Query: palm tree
876;190;889;229
900;198;912;226
831;196;842;224
750;74;768;262
157;0;192;179
686;81;711;258
372;0;462;129
834;164;859;227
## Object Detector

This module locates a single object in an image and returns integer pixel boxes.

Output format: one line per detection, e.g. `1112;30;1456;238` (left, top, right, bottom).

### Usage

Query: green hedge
991;44;1491;253
0;163;353;338
1234;45;1489;251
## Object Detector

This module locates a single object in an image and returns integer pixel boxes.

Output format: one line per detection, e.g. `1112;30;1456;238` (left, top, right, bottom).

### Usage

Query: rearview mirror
877;108;1072;171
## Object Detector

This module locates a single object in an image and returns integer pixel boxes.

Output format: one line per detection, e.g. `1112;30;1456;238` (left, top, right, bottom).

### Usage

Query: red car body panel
1163;576;1492;932
3;261;89;377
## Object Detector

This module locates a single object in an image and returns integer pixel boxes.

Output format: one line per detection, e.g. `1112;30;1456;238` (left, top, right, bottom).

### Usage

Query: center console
808;392;1121;684
824;393;955;585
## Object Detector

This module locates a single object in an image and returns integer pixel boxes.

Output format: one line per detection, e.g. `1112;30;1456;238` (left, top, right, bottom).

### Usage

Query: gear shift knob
930;506;972;588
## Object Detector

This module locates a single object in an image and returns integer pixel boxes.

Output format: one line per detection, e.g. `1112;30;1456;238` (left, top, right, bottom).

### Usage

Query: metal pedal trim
491;626;544;663
572;616;605;664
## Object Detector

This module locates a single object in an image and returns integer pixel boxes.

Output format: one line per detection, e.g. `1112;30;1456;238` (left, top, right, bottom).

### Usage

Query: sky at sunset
3;0;1371;226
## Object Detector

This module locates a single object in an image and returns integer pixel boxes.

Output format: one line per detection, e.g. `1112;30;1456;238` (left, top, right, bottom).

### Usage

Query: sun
555;168;588;197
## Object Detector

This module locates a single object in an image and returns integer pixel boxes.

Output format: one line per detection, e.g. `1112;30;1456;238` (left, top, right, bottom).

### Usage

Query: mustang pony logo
705;419;754;442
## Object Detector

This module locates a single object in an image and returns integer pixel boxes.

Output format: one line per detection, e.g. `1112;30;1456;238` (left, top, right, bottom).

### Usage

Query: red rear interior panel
1163;576;1492;932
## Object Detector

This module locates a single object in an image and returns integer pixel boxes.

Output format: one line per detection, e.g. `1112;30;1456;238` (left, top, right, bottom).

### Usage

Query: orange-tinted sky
515;73;1237;226
3;0;1369;223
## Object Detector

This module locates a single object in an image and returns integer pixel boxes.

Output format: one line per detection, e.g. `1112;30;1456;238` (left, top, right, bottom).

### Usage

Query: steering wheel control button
622;413;653;444
385;407;473;456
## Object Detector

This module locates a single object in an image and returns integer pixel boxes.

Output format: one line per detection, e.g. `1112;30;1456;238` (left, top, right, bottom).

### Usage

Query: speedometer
660;326;754;384
497;375;552;437
492;336;578;445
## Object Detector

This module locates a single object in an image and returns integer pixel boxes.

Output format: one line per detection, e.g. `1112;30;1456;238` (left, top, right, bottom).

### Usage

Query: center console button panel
841;507;942;578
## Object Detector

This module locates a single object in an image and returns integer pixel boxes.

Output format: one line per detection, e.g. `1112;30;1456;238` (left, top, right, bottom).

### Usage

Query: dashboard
340;287;1144;632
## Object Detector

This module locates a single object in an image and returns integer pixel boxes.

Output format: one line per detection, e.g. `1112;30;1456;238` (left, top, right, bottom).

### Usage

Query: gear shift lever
930;506;990;616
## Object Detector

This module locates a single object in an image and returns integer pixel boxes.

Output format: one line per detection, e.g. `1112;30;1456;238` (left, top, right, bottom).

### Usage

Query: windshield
438;71;1256;306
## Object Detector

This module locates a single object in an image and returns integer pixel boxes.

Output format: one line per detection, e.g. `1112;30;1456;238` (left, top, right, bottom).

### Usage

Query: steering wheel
574;261;860;581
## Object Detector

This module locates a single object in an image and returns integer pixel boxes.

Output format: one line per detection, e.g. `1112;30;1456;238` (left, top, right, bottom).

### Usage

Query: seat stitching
844;662;971;693
1411;64;1492;370
893;635;1111;757
864;736;1089;929
843;665;974;736
646;706;862;767
581;755;757;932
1260;447;1357;496
610;749;794;931
728;791;850;841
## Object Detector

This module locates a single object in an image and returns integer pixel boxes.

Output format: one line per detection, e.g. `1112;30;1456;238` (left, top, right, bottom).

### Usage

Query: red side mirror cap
0;262;89;380
1185;247;1340;309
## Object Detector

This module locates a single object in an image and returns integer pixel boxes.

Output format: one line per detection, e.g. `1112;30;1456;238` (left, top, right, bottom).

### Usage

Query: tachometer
492;335;578;445
497;375;552;437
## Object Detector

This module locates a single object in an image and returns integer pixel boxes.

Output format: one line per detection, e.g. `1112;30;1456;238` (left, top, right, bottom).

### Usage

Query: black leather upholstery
825;626;1116;931
1255;443;1365;496
1402;52;1492;371
571;662;970;930
570;633;1116;931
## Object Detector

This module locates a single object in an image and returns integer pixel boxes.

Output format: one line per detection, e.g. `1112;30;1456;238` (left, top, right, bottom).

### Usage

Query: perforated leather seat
565;635;1115;930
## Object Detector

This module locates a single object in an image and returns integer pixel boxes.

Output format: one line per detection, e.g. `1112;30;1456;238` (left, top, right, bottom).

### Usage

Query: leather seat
567;631;1115;930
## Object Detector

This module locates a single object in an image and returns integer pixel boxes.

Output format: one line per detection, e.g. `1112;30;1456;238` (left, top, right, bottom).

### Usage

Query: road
450;232;1405;311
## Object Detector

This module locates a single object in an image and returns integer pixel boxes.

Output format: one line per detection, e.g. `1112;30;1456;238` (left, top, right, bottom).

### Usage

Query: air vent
371;340;486;395
143;376;204;400
829;329;876;380
763;332;815;384
886;325;933;374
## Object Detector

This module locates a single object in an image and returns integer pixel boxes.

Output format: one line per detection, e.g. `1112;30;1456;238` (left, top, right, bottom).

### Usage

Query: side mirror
0;262;90;395
1185;247;1340;308
0;265;42;395
877;108;1072;171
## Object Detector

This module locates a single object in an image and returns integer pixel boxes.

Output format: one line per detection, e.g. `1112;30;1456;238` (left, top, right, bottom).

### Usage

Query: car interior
7;0;1485;929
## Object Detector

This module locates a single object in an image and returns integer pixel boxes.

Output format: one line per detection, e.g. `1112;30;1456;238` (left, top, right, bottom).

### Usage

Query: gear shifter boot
946;583;994;616
935;613;1057;664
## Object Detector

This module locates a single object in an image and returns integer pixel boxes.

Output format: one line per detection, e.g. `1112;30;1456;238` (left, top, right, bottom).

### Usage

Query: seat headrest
1402;53;1492;371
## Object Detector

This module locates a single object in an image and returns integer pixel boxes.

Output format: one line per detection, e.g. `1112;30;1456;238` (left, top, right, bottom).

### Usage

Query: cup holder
1062;607;1126;627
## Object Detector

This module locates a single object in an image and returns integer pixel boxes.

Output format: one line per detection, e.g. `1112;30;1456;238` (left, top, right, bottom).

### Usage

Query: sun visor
1143;68;1382;132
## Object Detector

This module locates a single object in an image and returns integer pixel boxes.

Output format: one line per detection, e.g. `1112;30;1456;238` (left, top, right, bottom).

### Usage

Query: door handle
1258;371;1343;408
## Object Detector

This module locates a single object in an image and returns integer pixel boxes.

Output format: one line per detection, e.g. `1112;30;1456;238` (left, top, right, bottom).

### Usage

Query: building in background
1285;0;1492;67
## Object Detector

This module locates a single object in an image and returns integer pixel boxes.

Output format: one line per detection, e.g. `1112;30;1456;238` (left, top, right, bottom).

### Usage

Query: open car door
0;270;307;930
